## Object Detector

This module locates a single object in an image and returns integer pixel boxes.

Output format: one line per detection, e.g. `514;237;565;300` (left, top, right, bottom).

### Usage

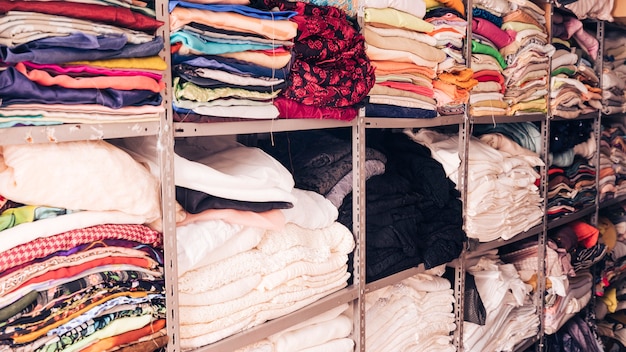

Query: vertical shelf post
353;113;367;351
156;1;181;351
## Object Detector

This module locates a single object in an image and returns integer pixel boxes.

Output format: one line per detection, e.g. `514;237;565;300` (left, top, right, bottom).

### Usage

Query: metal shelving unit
5;0;622;351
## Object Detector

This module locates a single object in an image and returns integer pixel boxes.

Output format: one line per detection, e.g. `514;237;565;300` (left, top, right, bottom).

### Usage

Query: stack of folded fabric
256;0;375;121
0;140;168;351
598;124;626;201
365;270;456;351
0;0;166;127
462;251;539;351
500;0;554;116
169;1;297;121
141;136;356;349
602;30;626;115
546;120;597;220
362;0;447;118
411;127;543;242
550;12;602;119
235;304;354;352
468;0;510;117
176;220;355;349
425;0;477;116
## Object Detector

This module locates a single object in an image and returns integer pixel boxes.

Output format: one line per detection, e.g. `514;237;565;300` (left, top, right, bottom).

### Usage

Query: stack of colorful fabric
411;127;544;242
0;140;168;352
546;120;597;220
602;30;626;115
169;1;297;121
0;0;166;127
550;12;602;119
468;0;510;117
425;0;477;116
362;0;447;118
500;0;554;116
365;270;456;352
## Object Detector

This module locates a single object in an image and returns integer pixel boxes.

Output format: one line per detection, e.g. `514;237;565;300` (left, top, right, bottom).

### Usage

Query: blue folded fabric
169;1;297;19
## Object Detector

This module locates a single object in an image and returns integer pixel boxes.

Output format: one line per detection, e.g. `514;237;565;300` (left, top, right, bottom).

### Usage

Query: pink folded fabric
472;18;516;49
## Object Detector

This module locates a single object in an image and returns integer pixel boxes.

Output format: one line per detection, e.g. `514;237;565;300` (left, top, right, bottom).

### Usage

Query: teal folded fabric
171;30;280;56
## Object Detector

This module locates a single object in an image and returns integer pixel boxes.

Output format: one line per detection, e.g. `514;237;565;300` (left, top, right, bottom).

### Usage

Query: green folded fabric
471;40;507;69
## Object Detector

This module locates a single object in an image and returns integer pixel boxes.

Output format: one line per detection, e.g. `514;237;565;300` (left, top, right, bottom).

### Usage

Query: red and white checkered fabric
0;224;162;272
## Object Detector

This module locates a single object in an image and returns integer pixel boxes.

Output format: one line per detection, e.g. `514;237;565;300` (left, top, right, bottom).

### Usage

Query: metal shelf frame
2;0;623;351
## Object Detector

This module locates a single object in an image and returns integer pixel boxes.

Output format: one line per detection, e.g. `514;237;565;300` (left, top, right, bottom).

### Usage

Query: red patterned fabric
0;224;162;272
255;0;375;112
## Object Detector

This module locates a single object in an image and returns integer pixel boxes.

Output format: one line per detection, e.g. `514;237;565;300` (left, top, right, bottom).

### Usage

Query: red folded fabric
569;221;600;249
0;0;163;33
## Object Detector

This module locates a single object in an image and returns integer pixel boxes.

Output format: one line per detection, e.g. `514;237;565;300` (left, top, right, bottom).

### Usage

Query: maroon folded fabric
0;0;163;33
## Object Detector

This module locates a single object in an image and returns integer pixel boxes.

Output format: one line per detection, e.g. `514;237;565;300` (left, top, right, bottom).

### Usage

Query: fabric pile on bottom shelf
145;136;355;350
0;140;168;352
176;220;355;350
365;267;456;352
541;220;606;335
235;303;354;352
545;315;604;352
462;250;539;352
409;127;544;242
594;207;626;350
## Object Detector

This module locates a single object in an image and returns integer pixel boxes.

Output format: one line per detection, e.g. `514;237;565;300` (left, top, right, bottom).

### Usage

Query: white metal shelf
364;115;465;128
469;113;547;124
364;265;427;293
0;121;161;144
189;287;360;352
469;223;545;253
173;119;355;137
